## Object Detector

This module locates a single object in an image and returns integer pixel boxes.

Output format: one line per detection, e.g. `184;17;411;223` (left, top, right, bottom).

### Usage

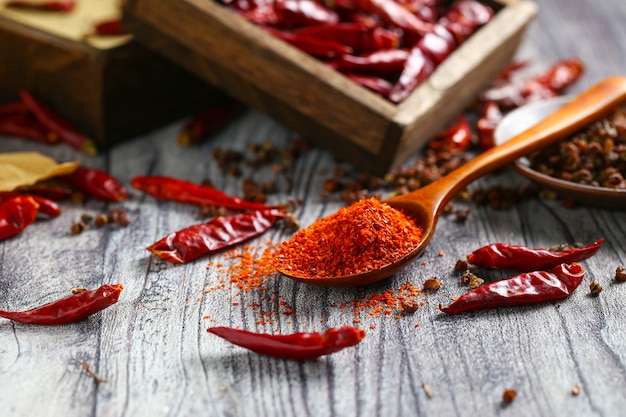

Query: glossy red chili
61;167;128;202
0;195;39;241
131;175;269;212
293;23;399;55
208;326;366;360
19;90;97;155
264;27;352;58
0;193;61;218
429;114;472;151
177;103;243;146
5;0;75;11
441;263;586;314
0;114;58;144
93;18;124;36
341;0;433;38
476;101;503;150
345;73;393;96
148;209;283;263
330;49;409;78
467;239;603;271
274;0;340;28
481;58;585;108
16;184;73;201
388;46;435;103
0;284;123;325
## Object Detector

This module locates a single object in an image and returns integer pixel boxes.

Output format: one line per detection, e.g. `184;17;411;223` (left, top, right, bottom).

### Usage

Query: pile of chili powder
275;197;423;278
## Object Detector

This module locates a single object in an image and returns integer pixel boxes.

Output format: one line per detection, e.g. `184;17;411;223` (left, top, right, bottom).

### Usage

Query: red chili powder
275;197;423;278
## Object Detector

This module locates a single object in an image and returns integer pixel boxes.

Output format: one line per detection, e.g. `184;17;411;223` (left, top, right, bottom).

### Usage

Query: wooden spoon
279;76;626;287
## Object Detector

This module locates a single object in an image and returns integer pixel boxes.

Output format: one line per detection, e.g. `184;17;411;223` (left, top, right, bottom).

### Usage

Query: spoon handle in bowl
423;76;626;214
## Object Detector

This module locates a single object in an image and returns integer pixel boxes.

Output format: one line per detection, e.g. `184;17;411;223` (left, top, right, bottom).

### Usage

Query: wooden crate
0;0;221;150
123;0;537;174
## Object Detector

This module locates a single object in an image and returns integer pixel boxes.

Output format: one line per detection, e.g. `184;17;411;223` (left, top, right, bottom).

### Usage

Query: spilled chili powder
275;197;423;278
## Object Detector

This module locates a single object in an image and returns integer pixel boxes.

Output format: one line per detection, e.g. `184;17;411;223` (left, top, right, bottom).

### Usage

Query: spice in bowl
274;197;423;278
527;105;626;189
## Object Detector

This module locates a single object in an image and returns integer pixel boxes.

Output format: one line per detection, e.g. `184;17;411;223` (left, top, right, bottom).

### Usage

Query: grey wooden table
2;1;626;416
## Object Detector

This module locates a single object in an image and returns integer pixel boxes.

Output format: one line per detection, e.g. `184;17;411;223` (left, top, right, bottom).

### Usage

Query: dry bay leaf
0;152;79;191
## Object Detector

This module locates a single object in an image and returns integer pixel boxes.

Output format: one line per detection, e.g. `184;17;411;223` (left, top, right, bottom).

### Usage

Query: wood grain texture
1;0;626;416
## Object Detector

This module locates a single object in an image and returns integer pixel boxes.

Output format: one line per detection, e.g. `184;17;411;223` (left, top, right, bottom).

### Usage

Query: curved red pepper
429;114;472;151
331;49;410;78
274;0;340;28
340;0;433;37
345;73;393;96
388;46;435;103
61;167;128;202
467;239;603;271
93;18;124;36
0;193;61;218
0;114;58;144
148;209;284;263
177;103;243;146
0;196;39;241
293;23;399;55
19;90;97;155
16;184;73;201
264;27;352;58
476;100;503;150
131;175;269;212
5;0;75;11
208;326;366;360
0;284;123;325
441;263;586;314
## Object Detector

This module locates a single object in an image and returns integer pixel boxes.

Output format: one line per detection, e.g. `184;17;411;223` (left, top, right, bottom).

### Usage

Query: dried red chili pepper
476;100;503;150
293;23;399;55
0;192;61;218
0;102;28;119
274;0;340;28
0;114;58;144
441;263;586;314
0;284;123;325
5;0;75;11
416;24;456;64
338;0;433;38
264;27;352;58
388;46;435;103
131;175;269;212
208;326;366;360
329;48;409;78
148;208;284;263
345;73;393;96
428;114;471;151
61;166;129;202
0;195;39;240
466;239;603;271
177;103;243;146
16;184;73;201
481;58;585;109
93;18;124;36
19;90;97;155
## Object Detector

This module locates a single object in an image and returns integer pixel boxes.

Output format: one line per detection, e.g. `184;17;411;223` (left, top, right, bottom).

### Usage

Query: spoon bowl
279;77;626;287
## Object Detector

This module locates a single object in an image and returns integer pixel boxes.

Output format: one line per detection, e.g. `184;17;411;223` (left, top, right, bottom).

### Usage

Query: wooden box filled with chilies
122;0;538;174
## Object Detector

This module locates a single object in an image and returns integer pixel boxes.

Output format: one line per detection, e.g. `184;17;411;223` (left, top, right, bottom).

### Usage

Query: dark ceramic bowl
494;95;626;209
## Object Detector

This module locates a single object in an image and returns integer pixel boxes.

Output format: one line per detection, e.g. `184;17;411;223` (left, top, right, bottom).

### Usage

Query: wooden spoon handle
420;76;626;214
